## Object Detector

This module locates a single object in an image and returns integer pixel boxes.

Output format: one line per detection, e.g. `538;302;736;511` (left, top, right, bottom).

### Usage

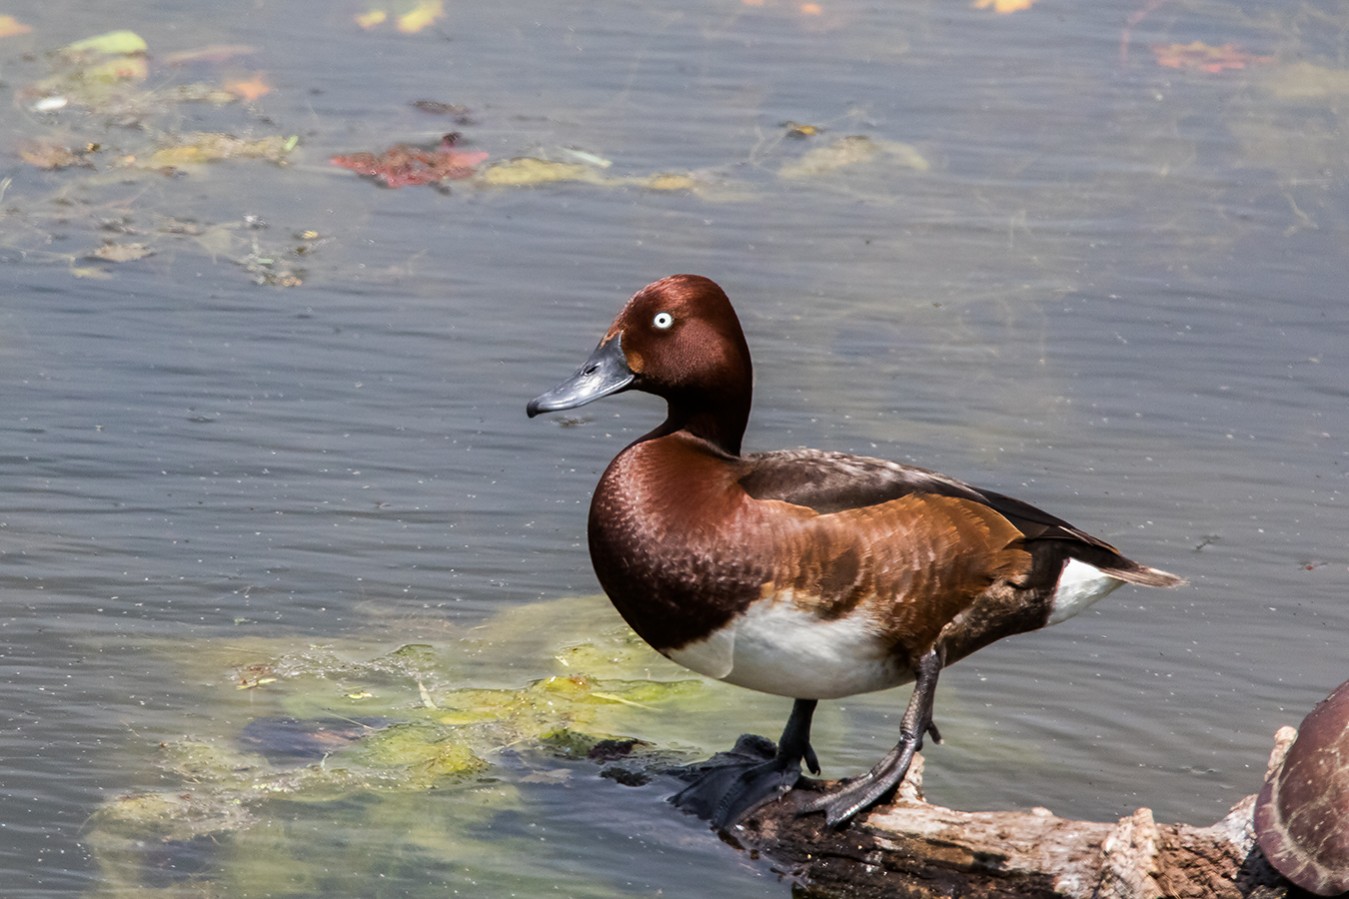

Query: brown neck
658;392;750;456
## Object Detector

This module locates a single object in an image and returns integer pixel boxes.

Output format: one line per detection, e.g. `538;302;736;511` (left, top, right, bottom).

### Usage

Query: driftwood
703;728;1306;898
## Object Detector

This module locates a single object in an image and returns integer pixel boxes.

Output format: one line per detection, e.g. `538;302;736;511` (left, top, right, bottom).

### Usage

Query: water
2;0;1347;895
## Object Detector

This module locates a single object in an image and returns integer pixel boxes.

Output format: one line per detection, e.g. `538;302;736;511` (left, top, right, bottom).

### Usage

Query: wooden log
708;728;1303;898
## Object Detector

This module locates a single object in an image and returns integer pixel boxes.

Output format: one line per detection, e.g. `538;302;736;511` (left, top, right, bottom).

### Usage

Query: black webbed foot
671;737;805;828
670;699;819;829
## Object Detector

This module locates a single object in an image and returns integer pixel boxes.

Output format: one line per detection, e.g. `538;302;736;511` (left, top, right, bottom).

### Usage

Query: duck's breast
587;436;767;651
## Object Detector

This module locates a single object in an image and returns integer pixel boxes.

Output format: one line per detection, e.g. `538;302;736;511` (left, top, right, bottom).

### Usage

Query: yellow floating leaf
61;29;147;57
973;0;1035;12
397;0;444;33
633;172;698;191
477;157;599;187
224;73;271;102
147;133;296;168
162;44;259;66
148;146;213;166
783;121;820;138
355;9;388;28
800;2;823;15
0;14;33;37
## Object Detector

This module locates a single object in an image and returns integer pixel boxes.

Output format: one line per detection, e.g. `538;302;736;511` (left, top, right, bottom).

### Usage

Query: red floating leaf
1152;40;1272;74
331;135;488;188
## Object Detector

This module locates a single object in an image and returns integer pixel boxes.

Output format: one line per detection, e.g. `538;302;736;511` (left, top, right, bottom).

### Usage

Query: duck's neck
649;318;753;456
657;389;750;456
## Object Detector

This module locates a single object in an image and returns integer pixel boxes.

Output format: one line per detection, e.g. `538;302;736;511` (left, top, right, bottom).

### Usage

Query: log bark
710;728;1305;898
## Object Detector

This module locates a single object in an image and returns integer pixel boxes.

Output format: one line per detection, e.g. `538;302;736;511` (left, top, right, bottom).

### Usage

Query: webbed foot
671;734;807;828
670;698;820;829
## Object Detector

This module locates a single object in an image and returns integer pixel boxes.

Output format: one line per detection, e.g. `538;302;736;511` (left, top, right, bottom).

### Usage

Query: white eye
652;312;674;330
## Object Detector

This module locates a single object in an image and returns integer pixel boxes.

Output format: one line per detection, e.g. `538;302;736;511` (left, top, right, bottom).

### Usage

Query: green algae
353;722;490;786
84;594;724;897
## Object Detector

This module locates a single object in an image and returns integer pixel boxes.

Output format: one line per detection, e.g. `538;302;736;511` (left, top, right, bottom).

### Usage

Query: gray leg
802;648;942;827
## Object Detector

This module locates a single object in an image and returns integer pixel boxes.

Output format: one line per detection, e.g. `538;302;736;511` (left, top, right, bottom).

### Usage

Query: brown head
527;275;754;454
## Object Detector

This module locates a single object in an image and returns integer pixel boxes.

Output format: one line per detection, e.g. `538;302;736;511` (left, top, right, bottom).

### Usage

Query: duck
526;274;1183;829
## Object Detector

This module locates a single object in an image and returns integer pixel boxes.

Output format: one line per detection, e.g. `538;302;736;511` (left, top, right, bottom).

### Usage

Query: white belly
665;597;908;700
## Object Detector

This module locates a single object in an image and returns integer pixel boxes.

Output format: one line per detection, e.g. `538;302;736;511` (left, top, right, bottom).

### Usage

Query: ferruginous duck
527;274;1183;828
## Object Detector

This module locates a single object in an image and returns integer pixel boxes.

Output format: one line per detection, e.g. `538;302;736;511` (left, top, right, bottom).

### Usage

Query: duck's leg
801;647;943;828
672;698;820;828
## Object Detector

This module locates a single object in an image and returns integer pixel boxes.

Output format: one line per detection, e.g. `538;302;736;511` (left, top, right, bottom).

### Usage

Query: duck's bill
527;336;635;417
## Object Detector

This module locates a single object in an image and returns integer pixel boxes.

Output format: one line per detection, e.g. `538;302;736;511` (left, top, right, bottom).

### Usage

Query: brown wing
743;487;1032;659
741;448;1117;550
739;448;1181;587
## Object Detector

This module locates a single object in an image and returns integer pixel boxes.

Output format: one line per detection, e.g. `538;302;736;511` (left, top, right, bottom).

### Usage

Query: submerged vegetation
86;595;716;897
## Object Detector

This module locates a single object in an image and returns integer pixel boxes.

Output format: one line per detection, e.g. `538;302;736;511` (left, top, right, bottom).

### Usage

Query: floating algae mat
85;595;747;898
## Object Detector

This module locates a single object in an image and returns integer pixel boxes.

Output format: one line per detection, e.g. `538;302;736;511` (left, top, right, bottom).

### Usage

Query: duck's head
527;275;753;454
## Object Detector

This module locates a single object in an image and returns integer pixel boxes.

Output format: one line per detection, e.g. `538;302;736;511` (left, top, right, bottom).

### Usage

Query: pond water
2;0;1347;895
